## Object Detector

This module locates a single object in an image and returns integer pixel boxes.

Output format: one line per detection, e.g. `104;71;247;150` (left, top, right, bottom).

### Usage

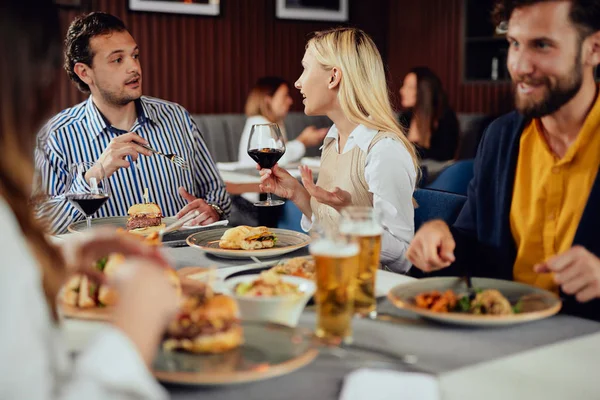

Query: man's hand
299;165;351;212
296;126;329;148
176;187;219;226
85;132;152;181
406;220;456;272
534;246;600;303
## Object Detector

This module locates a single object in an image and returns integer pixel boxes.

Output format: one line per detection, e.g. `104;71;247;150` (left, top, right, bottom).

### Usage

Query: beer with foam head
310;238;359;344
340;207;383;318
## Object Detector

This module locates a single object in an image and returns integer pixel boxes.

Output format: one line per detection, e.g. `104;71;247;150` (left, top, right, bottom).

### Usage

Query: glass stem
266;192;273;205
86;216;92;229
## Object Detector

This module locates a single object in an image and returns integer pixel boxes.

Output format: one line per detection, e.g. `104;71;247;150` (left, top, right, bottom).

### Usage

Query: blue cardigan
450;111;600;320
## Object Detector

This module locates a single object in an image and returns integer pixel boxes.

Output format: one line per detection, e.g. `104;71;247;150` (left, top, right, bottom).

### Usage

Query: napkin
339;369;439;400
180;219;229;230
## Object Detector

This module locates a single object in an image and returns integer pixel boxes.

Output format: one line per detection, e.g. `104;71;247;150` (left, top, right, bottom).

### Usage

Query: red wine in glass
247;123;286;207
66;193;109;216
65;161;110;229
248;148;285;169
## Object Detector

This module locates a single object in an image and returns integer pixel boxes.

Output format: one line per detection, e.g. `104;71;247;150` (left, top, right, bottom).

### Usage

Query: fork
141;144;190;170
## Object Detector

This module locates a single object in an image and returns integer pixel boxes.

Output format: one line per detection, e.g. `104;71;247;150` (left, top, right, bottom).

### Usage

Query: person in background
0;2;178;399
399;66;460;162
36;12;231;234
237;76;328;167
259;27;420;273
406;0;600;321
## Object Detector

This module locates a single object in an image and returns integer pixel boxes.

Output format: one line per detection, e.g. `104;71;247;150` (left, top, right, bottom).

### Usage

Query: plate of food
388;277;562;327
153;287;318;386
186;226;311;259
67;202;177;235
58;232;181;321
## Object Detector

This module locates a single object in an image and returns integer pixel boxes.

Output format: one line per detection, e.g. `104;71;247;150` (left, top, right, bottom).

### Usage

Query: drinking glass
64;162;110;229
247;123;286;207
310;226;360;345
339;207;383;318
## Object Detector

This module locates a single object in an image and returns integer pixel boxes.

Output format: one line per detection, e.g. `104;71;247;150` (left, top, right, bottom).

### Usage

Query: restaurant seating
426;159;475;195
192;112;493;164
277;201;304;232
192;112;332;163
413;188;467;231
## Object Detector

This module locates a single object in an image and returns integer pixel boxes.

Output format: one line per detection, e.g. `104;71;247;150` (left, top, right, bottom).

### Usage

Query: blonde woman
259;27;419;273
0;2;178;399
237;76;328;167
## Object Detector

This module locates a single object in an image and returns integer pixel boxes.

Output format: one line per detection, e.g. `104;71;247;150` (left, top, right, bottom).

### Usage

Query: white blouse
0;198;166;400
237;115;306;168
301;124;417;273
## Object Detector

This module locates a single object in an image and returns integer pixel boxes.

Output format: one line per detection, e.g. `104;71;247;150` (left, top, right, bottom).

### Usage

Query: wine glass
247;123;286;207
64;161;110;229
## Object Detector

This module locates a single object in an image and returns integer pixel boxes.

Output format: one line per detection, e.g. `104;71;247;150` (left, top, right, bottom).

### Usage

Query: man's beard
514;51;583;119
98;83;141;107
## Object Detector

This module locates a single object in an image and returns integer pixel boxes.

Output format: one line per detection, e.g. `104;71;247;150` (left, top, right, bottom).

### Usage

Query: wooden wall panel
387;0;513;115
54;0;390;115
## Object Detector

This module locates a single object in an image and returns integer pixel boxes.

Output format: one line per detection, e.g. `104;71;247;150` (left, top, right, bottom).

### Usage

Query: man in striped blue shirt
36;12;231;234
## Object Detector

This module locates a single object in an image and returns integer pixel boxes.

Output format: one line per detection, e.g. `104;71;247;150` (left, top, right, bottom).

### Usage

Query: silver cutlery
158;210;199;240
141;144;190;170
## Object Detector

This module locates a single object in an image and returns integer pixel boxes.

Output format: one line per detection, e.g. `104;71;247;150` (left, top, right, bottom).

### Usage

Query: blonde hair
307;27;420;176
244;76;290;123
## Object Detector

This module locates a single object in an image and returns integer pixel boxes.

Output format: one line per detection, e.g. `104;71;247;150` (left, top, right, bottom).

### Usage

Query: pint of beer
340;207;383;318
310;237;359;344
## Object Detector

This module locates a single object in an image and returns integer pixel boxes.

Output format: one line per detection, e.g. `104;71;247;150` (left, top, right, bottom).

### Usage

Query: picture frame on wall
276;0;349;22
129;0;220;16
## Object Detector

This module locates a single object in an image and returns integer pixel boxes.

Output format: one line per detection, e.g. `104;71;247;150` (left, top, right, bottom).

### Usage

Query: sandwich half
218;226;276;250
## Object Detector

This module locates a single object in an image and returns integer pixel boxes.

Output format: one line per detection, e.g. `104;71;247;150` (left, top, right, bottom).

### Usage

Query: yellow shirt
510;92;600;292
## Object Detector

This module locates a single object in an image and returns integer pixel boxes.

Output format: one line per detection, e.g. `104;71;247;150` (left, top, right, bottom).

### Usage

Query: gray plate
152;322;318;386
186;227;311;259
388;277;562;327
67;216;178;233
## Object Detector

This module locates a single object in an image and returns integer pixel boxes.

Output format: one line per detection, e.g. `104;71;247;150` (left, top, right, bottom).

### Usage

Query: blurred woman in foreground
0;2;178;399
259;27;419;273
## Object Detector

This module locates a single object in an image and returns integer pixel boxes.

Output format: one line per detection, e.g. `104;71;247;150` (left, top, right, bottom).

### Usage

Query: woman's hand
258;164;300;199
299;165;351;212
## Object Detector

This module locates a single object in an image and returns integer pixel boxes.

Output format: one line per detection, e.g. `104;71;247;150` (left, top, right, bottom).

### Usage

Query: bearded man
407;0;600;320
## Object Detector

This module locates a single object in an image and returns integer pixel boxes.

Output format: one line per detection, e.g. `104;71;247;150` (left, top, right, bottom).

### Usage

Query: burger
126;203;165;235
163;287;243;353
218;225;277;250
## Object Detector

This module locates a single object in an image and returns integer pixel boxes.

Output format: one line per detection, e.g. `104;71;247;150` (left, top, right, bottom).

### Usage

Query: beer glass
339;207;383;318
310;229;359;344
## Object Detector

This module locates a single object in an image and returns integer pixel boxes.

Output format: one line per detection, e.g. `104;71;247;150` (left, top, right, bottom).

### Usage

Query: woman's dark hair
64;12;128;92
409;66;451;144
244;76;290;121
492;0;600;39
0;0;65;320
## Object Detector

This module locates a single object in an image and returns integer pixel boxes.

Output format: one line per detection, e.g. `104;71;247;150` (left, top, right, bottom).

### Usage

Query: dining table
61;240;600;400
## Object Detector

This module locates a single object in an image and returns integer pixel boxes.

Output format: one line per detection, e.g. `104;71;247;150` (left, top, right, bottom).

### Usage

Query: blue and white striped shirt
36;95;231;234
